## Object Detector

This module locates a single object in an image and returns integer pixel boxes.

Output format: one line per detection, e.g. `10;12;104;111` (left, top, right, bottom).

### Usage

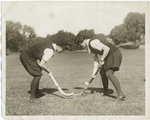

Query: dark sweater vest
89;39;118;60
25;41;55;60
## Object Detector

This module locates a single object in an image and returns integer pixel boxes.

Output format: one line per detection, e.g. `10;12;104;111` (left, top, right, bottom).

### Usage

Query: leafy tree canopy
110;12;145;45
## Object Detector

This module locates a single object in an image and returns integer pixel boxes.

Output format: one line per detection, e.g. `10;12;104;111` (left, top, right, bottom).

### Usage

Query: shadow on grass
74;87;116;99
27;88;70;98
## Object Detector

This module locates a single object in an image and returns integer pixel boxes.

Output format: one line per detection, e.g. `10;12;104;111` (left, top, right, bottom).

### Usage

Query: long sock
101;74;109;93
36;81;40;94
30;76;41;100
106;69;124;96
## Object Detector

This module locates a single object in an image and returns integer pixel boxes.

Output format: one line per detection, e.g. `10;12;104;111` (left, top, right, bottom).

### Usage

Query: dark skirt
103;49;122;71
20;51;42;77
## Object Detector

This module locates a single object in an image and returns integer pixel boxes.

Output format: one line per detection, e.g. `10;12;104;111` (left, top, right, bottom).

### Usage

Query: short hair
75;33;83;45
55;40;68;47
55;40;69;50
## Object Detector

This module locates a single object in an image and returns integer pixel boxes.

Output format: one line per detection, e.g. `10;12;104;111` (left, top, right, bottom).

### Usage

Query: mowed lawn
5;48;145;116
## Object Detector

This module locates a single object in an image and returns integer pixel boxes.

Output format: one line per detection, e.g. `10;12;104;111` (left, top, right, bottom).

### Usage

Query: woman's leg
100;69;109;94
30;76;41;100
105;69;124;97
35;81;40;94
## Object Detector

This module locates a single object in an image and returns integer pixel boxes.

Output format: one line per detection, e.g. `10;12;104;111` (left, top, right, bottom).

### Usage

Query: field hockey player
20;40;69;102
75;33;125;102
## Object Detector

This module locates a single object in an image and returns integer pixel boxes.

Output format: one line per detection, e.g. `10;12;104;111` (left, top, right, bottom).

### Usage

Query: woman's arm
100;45;110;61
90;40;110;61
37;49;54;74
92;54;99;77
37;59;51;73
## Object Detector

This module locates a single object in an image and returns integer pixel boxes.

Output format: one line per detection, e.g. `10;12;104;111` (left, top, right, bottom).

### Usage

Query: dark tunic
89;38;122;72
20;41;55;77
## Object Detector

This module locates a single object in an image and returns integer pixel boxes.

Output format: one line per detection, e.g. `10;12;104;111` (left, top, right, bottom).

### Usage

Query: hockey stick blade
50;76;74;96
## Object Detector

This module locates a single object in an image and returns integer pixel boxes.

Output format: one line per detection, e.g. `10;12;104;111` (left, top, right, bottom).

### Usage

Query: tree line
6;12;145;54
110;12;145;45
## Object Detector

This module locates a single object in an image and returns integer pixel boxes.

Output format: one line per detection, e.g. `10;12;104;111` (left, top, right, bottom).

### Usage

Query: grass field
5;48;145;116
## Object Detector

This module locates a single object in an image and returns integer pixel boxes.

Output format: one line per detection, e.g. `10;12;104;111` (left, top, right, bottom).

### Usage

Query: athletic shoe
115;95;126;102
36;93;45;98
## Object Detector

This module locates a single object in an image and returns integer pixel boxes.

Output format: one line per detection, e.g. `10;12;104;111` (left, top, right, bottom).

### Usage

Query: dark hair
54;40;69;51
61;46;70;50
55;40;68;47
75;33;83;45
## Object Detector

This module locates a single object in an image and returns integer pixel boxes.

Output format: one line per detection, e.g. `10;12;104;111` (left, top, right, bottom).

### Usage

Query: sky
2;1;148;37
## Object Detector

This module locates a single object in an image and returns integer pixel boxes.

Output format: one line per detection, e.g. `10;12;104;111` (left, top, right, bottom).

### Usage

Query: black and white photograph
1;1;149;120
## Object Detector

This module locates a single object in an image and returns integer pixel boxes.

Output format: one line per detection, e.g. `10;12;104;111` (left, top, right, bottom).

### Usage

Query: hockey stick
74;66;102;96
50;75;74;96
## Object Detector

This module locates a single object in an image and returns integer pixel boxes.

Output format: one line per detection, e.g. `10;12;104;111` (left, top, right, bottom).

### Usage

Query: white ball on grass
84;82;89;86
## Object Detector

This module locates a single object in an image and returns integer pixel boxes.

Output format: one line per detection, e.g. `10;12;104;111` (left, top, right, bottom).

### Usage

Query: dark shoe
35;93;45;98
28;90;41;94
35;89;41;94
115;95;126;102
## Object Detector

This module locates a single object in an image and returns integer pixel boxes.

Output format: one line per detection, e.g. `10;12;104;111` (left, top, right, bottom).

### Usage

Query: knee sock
30;76;41;99
101;75;109;93
36;81;40;94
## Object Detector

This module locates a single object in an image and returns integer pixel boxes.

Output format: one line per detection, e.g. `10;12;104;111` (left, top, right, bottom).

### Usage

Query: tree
110;23;128;45
22;24;37;48
92;33;106;40
78;29;95;39
50;30;76;50
6;20;23;53
64;32;76;51
6;20;37;54
110;12;145;45
46;34;52;40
